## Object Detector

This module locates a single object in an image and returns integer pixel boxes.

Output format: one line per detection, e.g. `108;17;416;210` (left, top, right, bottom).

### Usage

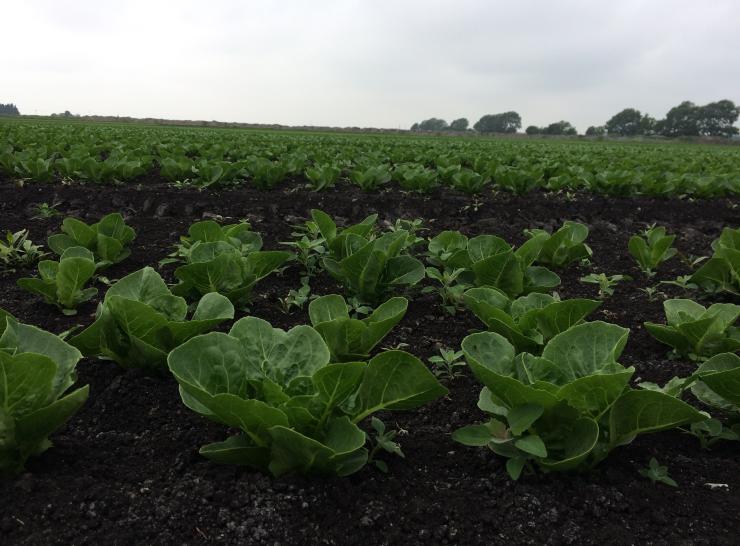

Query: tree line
0;103;20;115
410;99;739;138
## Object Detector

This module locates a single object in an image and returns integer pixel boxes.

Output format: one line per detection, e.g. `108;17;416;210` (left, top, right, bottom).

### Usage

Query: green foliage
311;209;425;305
305;163;341;191
167;317;447;476
393;164;438;193
464;287;600;354
2;120;738;197
639;458;677;487
0;317;89;476
349;164;391;191
308;294;407;362
280;220;327;278
525;221;591;268
423;267;471;315
644;299;739;360
580;273;631;298
47;213;136;269
17;247;97;315
0;229;47;271
689;227;739;296
368;417;405;473
70;267;234;372
428;347;467;381
170;223;289;305
160;220;262;266
440;232;561;298
453;322;704;479
628;225;678;276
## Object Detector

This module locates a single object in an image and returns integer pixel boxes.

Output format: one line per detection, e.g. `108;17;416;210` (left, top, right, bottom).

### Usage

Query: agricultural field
0;119;739;545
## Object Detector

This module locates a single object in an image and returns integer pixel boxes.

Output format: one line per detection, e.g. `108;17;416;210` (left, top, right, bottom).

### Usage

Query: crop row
1;121;739;196
1;211;738;479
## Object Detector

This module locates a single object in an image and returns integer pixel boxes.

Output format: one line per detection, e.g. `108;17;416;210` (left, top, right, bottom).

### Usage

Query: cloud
2;0;739;129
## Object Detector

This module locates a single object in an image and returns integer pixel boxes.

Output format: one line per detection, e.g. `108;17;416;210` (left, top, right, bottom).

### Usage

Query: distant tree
525;125;541;135
542;120;577;136
0;103;20;115
417;118;449;131
474;111;522;134
657;101;700;137
410;122;420;131
585;125;606;136
698;99;739;137
449;118;469;131
605;108;655;136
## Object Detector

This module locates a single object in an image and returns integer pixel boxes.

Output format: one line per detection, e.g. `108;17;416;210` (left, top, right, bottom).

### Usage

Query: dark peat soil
0;180;739;546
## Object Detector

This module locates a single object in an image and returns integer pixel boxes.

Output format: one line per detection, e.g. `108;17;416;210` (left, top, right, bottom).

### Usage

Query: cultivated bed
1;180;738;545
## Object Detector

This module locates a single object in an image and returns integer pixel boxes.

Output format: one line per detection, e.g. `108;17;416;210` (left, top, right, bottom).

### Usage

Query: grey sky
4;1;739;130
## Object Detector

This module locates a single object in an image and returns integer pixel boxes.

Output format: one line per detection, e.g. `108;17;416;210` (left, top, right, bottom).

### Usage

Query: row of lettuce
1;122;739;196
0;211;738;479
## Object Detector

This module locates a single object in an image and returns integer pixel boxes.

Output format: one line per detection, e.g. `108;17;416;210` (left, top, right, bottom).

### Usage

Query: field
0;120;739;545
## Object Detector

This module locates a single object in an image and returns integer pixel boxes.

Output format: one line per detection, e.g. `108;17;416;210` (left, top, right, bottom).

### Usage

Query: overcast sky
4;1;739;130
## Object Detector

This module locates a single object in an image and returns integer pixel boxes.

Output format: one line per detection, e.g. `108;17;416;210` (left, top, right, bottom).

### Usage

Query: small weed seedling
368;417;405;473
423;267;471;315
579;272;631;298
428;347;467;381
278;279;313;314
659;275;698;292
281;220;327;278
639;458;678;487
639;285;667;302
628;225;678;277
31;201;63;219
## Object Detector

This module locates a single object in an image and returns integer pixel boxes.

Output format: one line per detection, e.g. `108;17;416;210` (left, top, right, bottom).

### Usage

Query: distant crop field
1;119;739;196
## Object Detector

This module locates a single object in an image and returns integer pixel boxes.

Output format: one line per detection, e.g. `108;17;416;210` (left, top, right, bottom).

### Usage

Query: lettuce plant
0;317;89;476
312;209;424;305
160;220;262;266
17;246;97;315
349;164;391;191
48;212;136;269
308;294;408;362
305;163;341;191
628;225;677;277
71;267;234;372
453;322;704;479
525;221;592;268
464;287;600;353
171;231;289;305
690;227;739;296
426;230;470;272
446;233;560;298
167;317;447;476
644;299;739;360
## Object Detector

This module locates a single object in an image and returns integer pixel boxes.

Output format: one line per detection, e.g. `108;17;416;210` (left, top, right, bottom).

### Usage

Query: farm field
0;121;739;545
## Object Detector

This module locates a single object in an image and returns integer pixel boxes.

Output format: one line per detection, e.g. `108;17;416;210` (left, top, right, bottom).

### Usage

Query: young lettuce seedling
17;246;97;315
453;322;704;480
689;227;739;297
0;315;89;477
308;294;408;362
525;221;592;268
167;317;447;477
463;287;600;354
47;212;136;270
639;458;678;487
644;299;739;360
71;267;234;372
